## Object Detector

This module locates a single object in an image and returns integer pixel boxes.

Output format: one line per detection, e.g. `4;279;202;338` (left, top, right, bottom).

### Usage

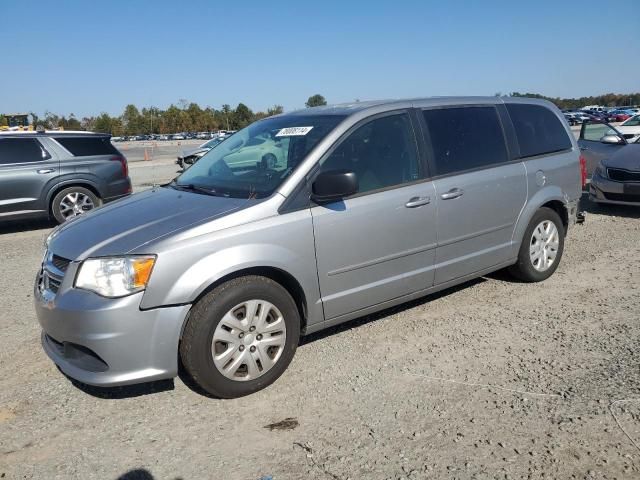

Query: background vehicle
578;121;640;177
176;136;228;170
35;97;581;398
0;131;131;223
616;114;640;142
590;144;640;205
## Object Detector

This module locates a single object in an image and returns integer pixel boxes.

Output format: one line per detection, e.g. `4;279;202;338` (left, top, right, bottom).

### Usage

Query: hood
602;144;640;171
48;186;255;260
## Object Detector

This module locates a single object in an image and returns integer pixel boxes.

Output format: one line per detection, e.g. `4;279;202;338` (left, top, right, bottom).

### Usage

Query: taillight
111;155;128;178
579;154;587;188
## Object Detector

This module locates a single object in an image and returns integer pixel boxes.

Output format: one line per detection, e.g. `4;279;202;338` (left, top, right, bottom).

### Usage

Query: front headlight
595;164;607;178
75;256;156;298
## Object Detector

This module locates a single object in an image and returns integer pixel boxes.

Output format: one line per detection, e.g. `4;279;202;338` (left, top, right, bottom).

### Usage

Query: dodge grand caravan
35;97;583;398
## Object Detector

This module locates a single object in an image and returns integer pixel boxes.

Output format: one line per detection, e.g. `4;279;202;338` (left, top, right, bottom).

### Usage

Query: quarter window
506;104;572;157
0;138;50;164
53;136;120;156
422;106;508;176
320;113;421;194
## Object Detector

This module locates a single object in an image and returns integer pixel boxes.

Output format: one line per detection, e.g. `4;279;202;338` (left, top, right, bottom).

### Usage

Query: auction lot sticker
276;126;314;137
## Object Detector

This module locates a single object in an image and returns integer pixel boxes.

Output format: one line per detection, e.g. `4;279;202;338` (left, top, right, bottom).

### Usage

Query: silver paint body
35;97;581;386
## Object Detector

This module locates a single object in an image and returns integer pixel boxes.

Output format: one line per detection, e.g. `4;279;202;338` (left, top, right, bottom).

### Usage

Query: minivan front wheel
509;207;565;282
51;186;100;224
180;276;300;398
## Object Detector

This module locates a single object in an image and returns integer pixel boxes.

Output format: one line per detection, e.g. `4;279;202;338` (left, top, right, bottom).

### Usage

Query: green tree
305;94;327;108
122;104;142;135
93;113;113;133
233;103;254;129
0;115;7;127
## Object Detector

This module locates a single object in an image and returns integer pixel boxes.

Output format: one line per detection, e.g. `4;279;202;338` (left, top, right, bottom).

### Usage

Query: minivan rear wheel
51;186;100;224
180;276;300;398
509;207;565;282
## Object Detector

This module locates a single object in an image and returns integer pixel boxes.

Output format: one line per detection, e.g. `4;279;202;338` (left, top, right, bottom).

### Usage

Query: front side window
175;114;345;199
582;123;619;142
0;138;50;164
422;106;508;176
320;113;421;194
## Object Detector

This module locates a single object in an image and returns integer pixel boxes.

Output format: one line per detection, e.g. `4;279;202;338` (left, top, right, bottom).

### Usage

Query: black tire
180;275;300;398
509;207;565;282
51;186;101;224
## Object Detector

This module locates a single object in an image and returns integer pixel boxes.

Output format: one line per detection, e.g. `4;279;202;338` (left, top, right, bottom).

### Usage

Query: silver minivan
35;97;583;398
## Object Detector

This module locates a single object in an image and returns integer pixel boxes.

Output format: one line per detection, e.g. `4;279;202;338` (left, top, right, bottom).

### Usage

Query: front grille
51;255;71;272
37;251;69;296
607;168;640;182
46;273;62;293
603;192;640;203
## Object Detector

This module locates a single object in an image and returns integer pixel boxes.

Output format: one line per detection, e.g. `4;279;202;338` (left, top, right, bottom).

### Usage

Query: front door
578;122;626;177
0;137;58;217
311;112;437;320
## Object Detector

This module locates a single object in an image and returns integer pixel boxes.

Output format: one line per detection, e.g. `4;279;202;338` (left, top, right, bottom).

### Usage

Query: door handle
37;168;55;174
441;188;464;200
405;196;431;208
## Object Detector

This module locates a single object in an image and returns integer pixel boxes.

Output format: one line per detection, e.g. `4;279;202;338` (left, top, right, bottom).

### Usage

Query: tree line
2;95;329;136
5;92;638;135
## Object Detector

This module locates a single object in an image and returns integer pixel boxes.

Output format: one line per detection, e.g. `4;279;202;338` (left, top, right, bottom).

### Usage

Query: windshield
174;114;345;198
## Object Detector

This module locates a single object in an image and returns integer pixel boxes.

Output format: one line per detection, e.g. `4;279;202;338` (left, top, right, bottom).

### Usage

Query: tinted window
0;138;50;164
54;136;120;156
506;104;572;158
422;107;508;176
320;113;421;194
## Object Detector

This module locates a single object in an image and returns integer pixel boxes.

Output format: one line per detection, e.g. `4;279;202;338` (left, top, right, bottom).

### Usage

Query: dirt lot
1;163;639;479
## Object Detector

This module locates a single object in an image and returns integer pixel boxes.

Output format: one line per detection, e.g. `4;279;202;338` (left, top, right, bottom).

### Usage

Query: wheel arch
47;181;102;215
512;186;571;252
179;266;310;340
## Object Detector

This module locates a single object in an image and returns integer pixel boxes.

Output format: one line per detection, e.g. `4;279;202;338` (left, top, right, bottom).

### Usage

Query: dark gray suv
0;132;132;224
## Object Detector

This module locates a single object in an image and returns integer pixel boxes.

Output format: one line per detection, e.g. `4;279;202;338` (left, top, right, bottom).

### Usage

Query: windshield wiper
172;182;222;197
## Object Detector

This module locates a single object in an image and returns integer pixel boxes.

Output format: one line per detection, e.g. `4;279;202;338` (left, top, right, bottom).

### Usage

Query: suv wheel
509;207;565;282
51;187;101;224
180;276;300;398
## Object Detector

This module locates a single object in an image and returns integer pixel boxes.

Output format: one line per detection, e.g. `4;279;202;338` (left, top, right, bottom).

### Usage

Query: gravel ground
1;164;639;479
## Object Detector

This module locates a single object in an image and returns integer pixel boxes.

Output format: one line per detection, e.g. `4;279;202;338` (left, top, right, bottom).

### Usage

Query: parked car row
112;131;236;142
563;107;640;126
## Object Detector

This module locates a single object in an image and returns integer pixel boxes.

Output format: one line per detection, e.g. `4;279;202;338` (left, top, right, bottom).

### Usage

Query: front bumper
590;174;640;206
35;269;190;387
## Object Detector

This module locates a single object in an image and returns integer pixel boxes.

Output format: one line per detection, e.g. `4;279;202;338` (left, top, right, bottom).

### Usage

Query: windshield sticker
275;126;314;137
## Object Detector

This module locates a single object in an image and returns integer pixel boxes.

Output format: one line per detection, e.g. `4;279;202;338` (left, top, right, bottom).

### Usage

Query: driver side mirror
311;170;358;203
601;134;625;145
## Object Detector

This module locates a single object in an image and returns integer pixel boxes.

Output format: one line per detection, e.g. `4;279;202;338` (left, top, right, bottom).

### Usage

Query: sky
1;0;638;118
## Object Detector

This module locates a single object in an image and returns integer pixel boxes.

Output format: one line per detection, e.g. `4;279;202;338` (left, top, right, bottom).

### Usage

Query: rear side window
422;106;508;176
54;136;120;156
0;138;50;164
506;104;572;158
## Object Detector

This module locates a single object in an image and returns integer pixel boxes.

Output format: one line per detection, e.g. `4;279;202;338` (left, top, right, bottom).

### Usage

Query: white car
616;115;640;143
